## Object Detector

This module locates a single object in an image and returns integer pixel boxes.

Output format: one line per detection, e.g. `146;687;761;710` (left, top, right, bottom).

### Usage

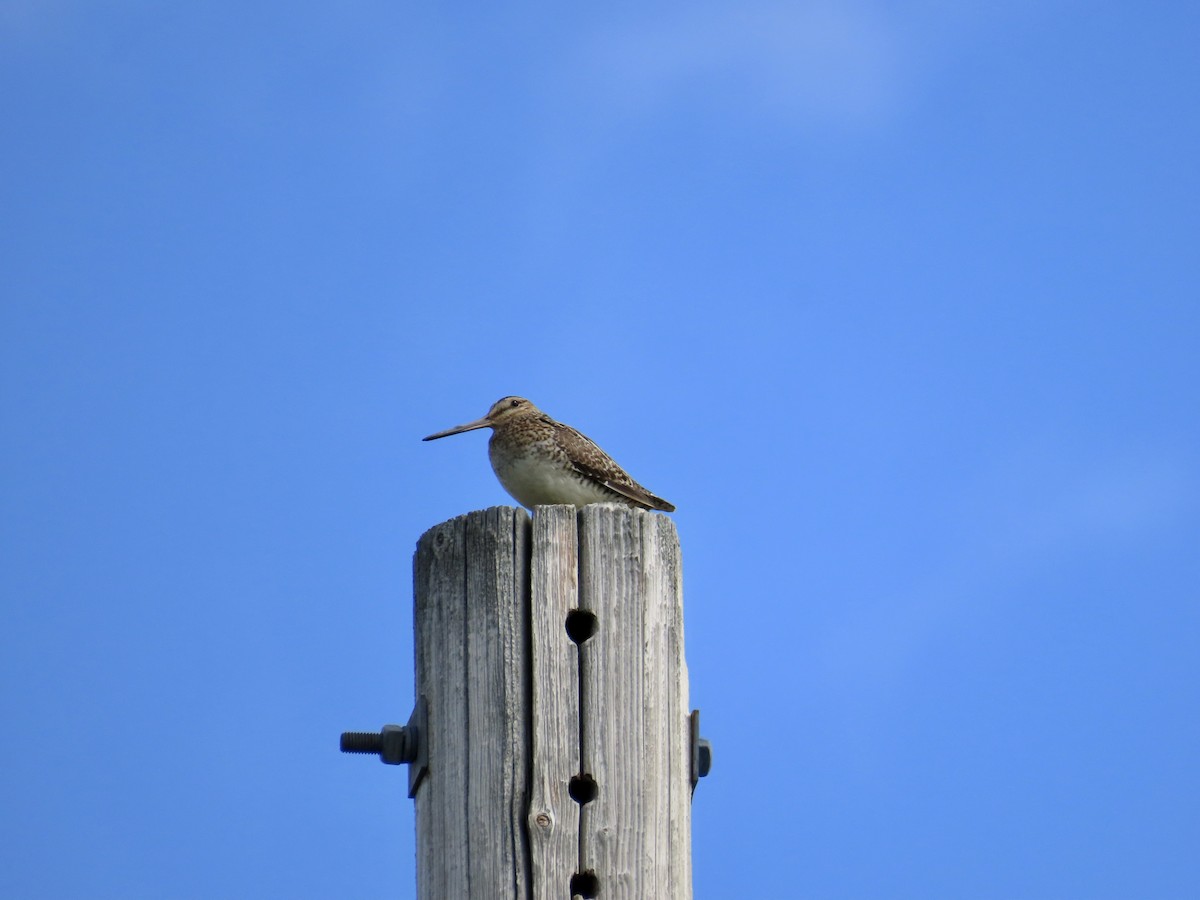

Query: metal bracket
339;695;429;799
403;695;429;798
689;708;712;793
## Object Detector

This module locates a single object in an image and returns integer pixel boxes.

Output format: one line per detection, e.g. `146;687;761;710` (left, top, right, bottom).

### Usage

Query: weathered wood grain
413;514;470;900
411;504;691;899
527;505;582;900
413;507;532;900
464;507;530;899
577;505;691;900
646;511;691;900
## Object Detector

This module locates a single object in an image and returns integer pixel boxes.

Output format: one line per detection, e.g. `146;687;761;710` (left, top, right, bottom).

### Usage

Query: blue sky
3;2;1198;897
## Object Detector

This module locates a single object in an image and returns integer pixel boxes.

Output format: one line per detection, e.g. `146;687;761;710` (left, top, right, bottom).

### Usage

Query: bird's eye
510;399;520;407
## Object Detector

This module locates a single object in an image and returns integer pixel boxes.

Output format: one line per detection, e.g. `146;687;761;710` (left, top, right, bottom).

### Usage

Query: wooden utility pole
409;503;698;900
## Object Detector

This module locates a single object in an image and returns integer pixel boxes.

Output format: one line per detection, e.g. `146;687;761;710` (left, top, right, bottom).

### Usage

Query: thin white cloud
1017;455;1197;550
574;1;904;129
551;0;1059;133
817;445;1199;688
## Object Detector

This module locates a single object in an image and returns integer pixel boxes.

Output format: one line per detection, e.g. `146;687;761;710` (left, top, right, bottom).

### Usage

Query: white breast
489;448;617;508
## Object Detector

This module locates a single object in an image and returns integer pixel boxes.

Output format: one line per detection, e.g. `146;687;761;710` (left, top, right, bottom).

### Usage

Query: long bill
422;417;493;441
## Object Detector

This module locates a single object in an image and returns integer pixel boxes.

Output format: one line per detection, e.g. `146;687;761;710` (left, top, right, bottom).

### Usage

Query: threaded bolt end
340;731;385;754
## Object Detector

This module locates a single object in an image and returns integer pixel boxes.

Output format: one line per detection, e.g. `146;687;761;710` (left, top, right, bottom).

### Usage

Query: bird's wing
552;420;676;512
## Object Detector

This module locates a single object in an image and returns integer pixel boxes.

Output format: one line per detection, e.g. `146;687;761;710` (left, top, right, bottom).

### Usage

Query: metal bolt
696;738;712;778
689;709;713;791
340;697;429;797
339;724;414;766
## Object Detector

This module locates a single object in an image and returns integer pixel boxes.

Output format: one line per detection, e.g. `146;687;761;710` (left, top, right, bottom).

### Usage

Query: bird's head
422;396;541;441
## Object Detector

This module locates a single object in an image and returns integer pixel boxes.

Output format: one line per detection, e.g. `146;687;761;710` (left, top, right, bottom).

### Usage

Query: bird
423;396;675;512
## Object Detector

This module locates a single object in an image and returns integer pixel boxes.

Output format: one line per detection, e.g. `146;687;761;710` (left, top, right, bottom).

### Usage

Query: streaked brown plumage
423;397;675;512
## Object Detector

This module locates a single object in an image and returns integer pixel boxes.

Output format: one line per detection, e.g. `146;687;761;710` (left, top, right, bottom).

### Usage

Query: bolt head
378;724;408;765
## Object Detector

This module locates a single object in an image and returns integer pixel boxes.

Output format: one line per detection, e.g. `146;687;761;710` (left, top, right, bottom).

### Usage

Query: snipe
423;396;675;512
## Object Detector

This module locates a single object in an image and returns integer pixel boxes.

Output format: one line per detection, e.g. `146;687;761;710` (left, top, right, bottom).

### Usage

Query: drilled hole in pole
565;609;598;644
570;871;600;898
568;774;598;805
